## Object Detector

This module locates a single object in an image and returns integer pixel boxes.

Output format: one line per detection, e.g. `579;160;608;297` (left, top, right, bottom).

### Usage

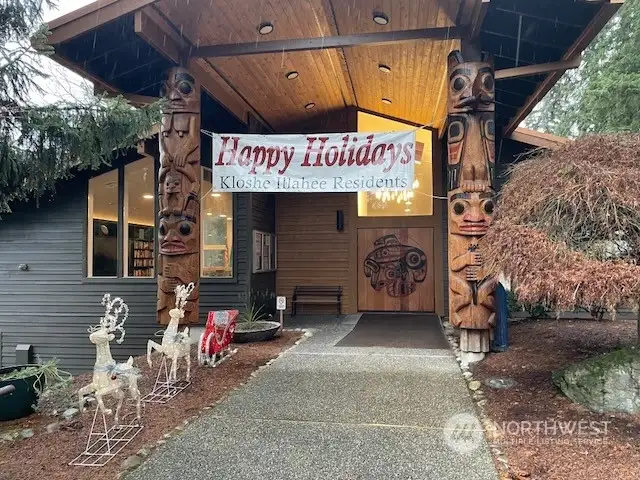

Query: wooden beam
188;58;269;128
48;0;160;44
95;84;158;106
470;0;490;38
457;0;490;37
495;56;582;80
131;6;268;128
191;27;466;58
134;9;185;64
509;127;569;150
51;53;120;95
504;1;624;135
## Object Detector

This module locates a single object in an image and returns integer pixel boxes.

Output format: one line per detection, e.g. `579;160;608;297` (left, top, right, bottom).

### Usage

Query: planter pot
0;365;42;422
233;321;281;343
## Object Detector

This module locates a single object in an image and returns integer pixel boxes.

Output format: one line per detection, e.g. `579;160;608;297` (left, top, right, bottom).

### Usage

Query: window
357;112;434;217
87;160;237;280
253;230;277;273
88;170;119;277
124;157;155;277
87;157;156;278
202;167;234;278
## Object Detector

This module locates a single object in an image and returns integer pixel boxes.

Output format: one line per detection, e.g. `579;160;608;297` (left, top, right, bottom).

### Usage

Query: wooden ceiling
152;0;464;130
48;0;621;136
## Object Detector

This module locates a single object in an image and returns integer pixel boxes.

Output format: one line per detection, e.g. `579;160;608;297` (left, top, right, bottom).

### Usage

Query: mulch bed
473;318;640;480
0;331;301;480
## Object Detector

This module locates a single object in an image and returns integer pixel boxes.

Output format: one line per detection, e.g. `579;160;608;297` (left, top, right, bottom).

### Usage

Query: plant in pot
234;292;281;343
0;359;73;422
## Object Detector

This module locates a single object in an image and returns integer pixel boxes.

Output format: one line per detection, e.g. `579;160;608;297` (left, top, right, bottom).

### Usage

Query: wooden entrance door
357;228;435;312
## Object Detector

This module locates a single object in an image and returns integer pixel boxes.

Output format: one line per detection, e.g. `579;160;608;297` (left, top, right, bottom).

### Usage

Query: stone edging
117;330;313;479
441;318;510;478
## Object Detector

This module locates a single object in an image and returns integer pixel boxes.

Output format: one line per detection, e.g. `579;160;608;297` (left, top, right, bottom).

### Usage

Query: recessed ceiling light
373;12;389;25
207;212;213;216
258;22;274;35
381;98;393;105
305;102;316;110
286;71;299;80
406;201;412;206
211;193;221;198
219;214;227;218
378;64;391;74
142;194;154;200
404;208;411;213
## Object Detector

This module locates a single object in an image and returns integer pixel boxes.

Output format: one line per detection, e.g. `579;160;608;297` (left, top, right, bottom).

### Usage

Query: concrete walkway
129;316;498;480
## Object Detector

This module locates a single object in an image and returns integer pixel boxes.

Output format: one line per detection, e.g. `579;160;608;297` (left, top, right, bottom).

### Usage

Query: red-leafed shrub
483;134;640;315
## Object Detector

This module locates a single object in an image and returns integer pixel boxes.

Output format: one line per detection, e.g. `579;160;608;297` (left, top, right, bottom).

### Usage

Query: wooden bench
292;286;342;317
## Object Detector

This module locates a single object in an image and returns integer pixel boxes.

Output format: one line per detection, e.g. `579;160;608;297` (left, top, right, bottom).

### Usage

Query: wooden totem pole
158;68;201;325
446;50;497;359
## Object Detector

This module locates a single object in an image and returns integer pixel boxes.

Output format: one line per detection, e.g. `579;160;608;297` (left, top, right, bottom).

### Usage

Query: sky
32;0;98;104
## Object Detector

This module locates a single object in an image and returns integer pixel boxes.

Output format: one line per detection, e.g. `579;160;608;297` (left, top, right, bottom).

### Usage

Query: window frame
252;230;277;274
84;157;158;281
123;155;160;280
84;157;240;284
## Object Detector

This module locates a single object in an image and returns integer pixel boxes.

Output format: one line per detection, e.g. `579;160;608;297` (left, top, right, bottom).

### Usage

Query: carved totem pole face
448;192;495;237
159;214;198;256
157;67;201;326
161;69;199;113
446;50;497;342
447;50;496;193
447;51;495;115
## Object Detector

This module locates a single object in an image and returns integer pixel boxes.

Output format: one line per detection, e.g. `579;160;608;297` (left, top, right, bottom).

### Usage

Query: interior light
211;193;221;197
404;208;411;213
406;201;412;206
207;212;213;216
381;98;392;105
258;22;274;35
219;214;227;218
378;64;391;74
286;71;299;80
142;194;154;200
373;12;389;25
305;102;316;110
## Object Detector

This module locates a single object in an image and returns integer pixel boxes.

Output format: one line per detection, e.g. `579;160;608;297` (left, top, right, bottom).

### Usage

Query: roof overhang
47;0;623;134
510;127;570;150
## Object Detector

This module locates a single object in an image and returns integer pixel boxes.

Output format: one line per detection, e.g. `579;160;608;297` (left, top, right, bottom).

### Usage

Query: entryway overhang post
157;67;202;325
446;40;497;363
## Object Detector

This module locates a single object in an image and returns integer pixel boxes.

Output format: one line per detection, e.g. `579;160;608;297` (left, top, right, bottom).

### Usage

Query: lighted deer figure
77;294;142;425
147;283;194;383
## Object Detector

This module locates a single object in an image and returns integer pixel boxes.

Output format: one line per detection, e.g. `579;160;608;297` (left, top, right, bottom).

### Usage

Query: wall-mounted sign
211;131;416;193
276;296;286;311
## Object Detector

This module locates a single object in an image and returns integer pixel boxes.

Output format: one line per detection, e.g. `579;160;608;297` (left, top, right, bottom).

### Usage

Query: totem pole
446;50;497;360
158;68;201;325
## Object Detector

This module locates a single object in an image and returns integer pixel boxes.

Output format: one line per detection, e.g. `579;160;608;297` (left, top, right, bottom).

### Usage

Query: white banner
211;131;416;193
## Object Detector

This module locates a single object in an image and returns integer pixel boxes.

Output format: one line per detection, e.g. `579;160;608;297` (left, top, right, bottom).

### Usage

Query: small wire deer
77;294;141;425
147;283;194;383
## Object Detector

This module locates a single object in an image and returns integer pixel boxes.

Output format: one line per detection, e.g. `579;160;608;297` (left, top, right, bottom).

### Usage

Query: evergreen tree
526;0;640;136
0;0;162;213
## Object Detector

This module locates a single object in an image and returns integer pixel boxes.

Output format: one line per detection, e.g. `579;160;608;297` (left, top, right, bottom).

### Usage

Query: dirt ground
473;318;640;480
0;331;301;480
